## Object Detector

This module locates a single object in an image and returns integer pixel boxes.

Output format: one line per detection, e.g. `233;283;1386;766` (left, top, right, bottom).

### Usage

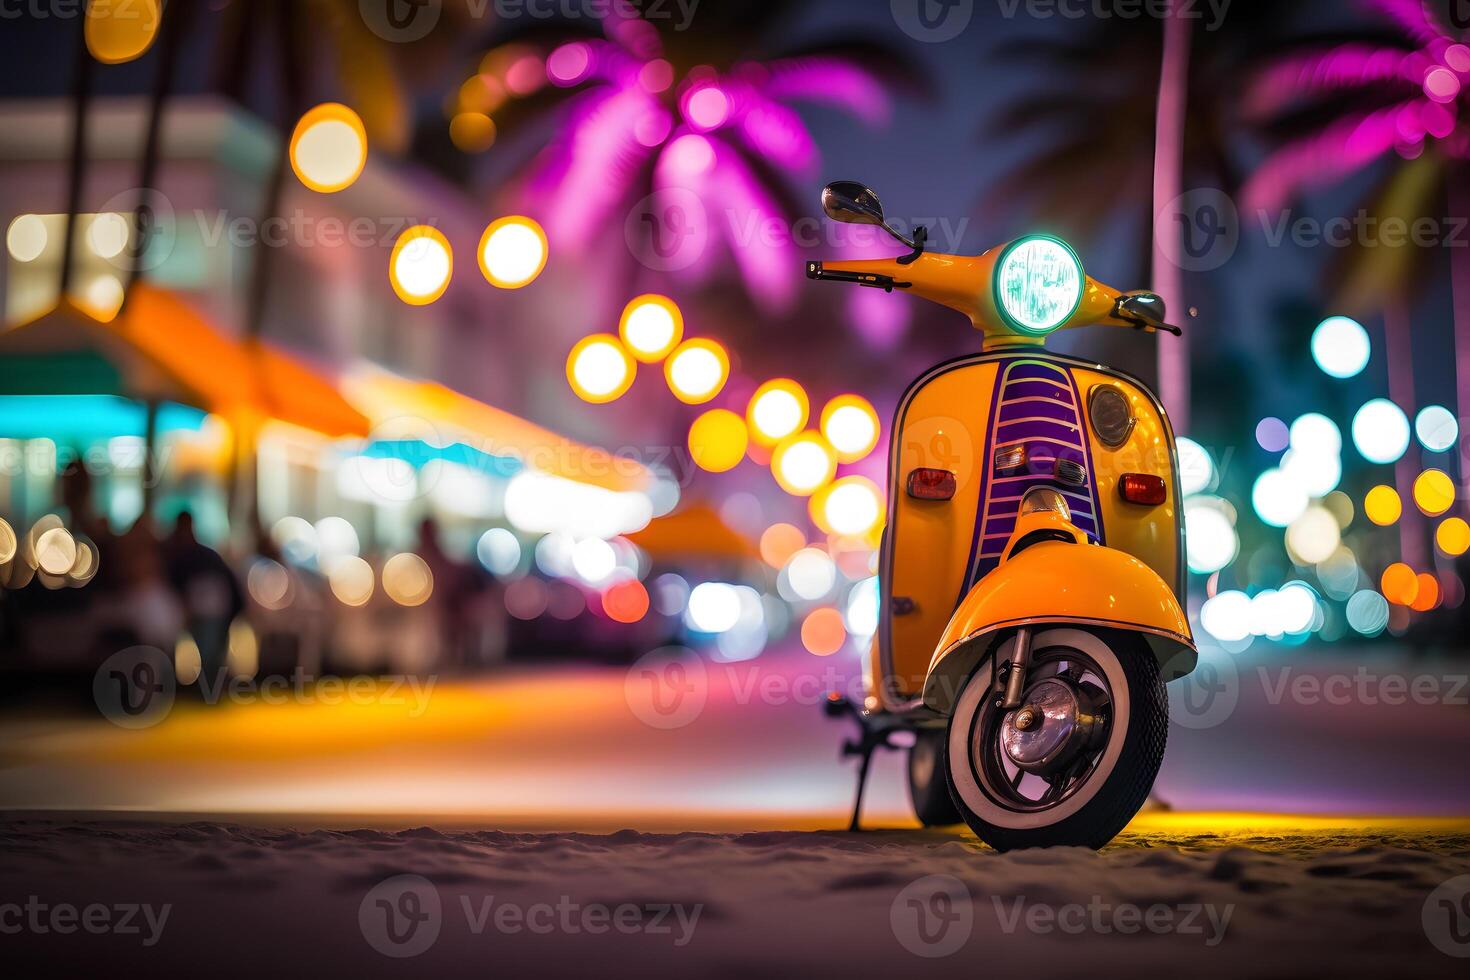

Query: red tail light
1119;473;1167;505
907;468;956;500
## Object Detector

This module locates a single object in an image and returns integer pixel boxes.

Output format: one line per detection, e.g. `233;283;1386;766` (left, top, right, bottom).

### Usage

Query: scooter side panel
885;359;1000;694
1069;366;1183;600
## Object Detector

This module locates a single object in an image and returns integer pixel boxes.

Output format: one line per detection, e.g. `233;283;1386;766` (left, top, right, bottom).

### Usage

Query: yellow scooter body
812;240;1196;715
869;349;1195;712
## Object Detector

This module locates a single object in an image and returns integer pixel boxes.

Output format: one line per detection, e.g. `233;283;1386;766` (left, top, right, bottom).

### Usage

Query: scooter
811;182;1196;851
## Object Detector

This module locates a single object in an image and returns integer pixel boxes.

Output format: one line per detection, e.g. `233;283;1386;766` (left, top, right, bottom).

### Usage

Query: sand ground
2;814;1469;978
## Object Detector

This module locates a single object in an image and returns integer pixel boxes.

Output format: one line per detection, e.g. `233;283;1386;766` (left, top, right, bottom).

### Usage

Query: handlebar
807;249;1183;347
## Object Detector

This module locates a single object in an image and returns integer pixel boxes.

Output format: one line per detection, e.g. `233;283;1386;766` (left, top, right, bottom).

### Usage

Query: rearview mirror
821;181;886;226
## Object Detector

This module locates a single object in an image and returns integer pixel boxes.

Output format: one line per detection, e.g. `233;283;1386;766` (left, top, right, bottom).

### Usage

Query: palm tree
446;0;921;313
1241;0;1470;494
978;3;1278;426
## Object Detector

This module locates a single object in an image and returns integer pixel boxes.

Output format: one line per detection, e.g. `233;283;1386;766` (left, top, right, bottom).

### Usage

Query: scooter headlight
993;235;1084;336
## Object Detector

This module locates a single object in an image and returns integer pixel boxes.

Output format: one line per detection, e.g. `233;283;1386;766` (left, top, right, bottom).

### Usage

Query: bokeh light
771;432;837;497
478;216;548;289
1285;506;1341;564
1346;589;1390;636
450;112;497;153
820;395;881;463
476;528;522;575
686;582;741;633
1310;315;1370;378
1410;572;1440;612
7;214;47;263
389;225;453;305
1252;468;1309;528
1255;417;1289;453
602;579;650;624
1415;405;1459;453
34;527;77;576
87;212;130;259
1288;412;1341;455
687;409;748;473
1176;437;1214;496
382;553;433;607
327;556;374;607
1380;562;1419;606
664;339;729;404
289;103;368;194
1437;517;1470;556
85;0;161;64
618;294;683;362
1182;497;1237;573
1199;589;1251;643
747;379;809;446
1364;484;1402;525
800;607;847;656
785;548;836;600
1412;468;1456;516
1351;399;1411;464
566;334;635;404
811;476;883;537
759;523;806;568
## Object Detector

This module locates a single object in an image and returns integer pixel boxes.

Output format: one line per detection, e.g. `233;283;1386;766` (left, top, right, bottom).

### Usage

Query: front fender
921;538;1196;714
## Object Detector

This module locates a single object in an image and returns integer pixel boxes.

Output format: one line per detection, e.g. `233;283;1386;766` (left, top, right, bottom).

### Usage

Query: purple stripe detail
1004;380;1073;402
998;418;1084;443
998;399;1079;424
1004;362;1069;383
961;357;1108;593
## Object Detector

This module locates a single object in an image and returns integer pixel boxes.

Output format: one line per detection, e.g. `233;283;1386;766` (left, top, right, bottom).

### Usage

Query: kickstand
824;692;900;832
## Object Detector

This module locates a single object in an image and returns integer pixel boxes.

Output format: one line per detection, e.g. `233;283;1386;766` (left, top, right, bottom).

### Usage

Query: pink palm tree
1242;0;1470;494
461;2;904;313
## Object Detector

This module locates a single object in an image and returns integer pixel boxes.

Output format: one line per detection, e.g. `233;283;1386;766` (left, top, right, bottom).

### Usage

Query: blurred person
415;518;469;668
163;511;243;689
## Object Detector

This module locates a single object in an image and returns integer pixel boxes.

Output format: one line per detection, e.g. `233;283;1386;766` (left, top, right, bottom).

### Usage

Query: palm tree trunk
1451;164;1470;494
1385;300;1427;570
233;0;306;549
59;16;93;301
124;0;192;306
1151;1;1192;432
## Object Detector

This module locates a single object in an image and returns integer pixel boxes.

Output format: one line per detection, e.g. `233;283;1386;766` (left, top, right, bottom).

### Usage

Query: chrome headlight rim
1087;383;1136;449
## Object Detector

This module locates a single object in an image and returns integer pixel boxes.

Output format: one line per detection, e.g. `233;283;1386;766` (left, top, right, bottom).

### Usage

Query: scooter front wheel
945;628;1166;851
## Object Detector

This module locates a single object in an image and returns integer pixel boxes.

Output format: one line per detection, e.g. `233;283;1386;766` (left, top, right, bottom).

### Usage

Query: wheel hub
1000;677;1102;776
